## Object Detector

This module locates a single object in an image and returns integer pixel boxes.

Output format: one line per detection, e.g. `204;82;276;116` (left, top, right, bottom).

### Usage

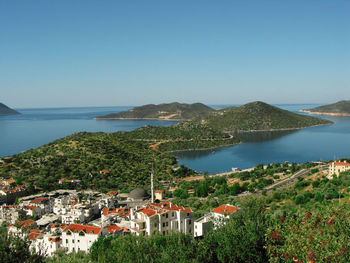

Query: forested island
302;100;350;116
0;102;20;115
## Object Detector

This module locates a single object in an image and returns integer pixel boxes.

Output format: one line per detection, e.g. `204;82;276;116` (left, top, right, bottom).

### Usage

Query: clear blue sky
1;0;349;108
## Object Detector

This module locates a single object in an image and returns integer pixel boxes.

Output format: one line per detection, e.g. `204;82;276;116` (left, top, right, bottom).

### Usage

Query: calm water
1;104;350;174
0;106;176;157
175;104;350;173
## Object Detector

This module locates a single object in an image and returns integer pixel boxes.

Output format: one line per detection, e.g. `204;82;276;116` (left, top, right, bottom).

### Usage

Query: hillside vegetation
95;102;215;120
205;101;332;132
303;100;350;116
0;132;186;193
0;102;20;115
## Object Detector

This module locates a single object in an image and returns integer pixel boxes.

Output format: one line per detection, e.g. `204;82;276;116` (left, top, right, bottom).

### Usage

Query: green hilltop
95;102;215;120
205;101;333;132
302;100;350;116
0;102;20;115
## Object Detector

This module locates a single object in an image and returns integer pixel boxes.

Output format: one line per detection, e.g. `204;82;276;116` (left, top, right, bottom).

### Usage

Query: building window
66;239;68;244
163;223;165;227
189;220;191;225
72;240;75;243
154;223;157;227
166;214;168;218
166;222;168;227
172;212;174;217
163;231;165;235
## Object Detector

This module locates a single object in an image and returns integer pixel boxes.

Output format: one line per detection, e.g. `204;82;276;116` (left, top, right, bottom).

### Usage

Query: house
130;201;193;236
194;204;240;237
0;186;28;203
328;161;350;178
155;190;165;200
0;205;20;224
61;224;108;253
30;233;62;257
211;204;240;227
194;214;212;238
101;207;130;226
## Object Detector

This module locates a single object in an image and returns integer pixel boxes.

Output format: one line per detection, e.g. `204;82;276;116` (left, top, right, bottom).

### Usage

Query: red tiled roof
138;202;192;217
155;190;164;193
329;162;350;166
212;204;240;215
17;219;36;228
64;224;102;235
49;237;60;242
107;191;118;196
150;202;192;213
102;208;130;217
24;206;37;210
138;208;157;217
30;197;48;204
106;225;122;233
7;179;16;184
100;169;109;174
28;232;40;240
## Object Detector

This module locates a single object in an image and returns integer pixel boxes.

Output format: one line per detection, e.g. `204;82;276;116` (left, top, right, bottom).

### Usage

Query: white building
130;201;193;236
0;205;19;224
194;204;240;237
61;224;108;253
211;204;240;227
29;232;62;257
194;214;212;238
328;161;350;178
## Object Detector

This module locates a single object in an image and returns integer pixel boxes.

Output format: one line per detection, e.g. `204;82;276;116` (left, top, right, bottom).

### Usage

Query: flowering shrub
266;204;350;262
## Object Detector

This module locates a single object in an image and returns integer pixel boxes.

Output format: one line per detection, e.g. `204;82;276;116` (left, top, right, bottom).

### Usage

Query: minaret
151;164;155;203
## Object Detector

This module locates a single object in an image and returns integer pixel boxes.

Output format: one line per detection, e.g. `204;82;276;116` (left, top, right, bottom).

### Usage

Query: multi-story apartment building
61;224;108;253
130;201;193;236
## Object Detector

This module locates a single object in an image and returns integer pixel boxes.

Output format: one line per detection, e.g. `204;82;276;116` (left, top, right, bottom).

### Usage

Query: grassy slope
206;101;333;132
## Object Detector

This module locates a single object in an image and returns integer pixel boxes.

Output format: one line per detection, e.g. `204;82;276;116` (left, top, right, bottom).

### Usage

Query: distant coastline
94;117;181;121
300;110;350;117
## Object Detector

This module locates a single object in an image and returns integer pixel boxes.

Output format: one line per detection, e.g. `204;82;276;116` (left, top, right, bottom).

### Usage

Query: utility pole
151;163;155;203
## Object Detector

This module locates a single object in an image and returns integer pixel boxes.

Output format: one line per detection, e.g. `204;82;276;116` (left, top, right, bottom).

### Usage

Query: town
0;169;243;257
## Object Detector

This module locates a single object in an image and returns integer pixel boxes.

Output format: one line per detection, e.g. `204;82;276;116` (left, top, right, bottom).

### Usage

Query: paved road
236;165;328;198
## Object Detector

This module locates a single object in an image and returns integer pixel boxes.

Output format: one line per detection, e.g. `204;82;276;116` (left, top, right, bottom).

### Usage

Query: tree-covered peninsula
95;102;215;120
302;100;350;116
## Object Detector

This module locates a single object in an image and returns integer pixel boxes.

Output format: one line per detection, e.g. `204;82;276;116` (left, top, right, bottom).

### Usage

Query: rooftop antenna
151;163;155;203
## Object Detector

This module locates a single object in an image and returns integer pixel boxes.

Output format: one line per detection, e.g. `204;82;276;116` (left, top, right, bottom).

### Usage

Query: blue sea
1;104;350;174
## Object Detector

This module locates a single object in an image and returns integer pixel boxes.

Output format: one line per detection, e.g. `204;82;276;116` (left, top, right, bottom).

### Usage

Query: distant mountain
0;103;20;116
95;102;215;120
302;100;350;116
205;101;332;132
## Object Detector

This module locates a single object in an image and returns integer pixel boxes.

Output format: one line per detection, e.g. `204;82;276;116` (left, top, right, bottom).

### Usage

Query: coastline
226;122;333;134
300;110;350;117
165;141;241;153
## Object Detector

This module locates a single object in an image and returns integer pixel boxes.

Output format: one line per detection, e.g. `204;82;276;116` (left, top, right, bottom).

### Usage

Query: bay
0;106;176;157
174;104;350;173
1;104;350;175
